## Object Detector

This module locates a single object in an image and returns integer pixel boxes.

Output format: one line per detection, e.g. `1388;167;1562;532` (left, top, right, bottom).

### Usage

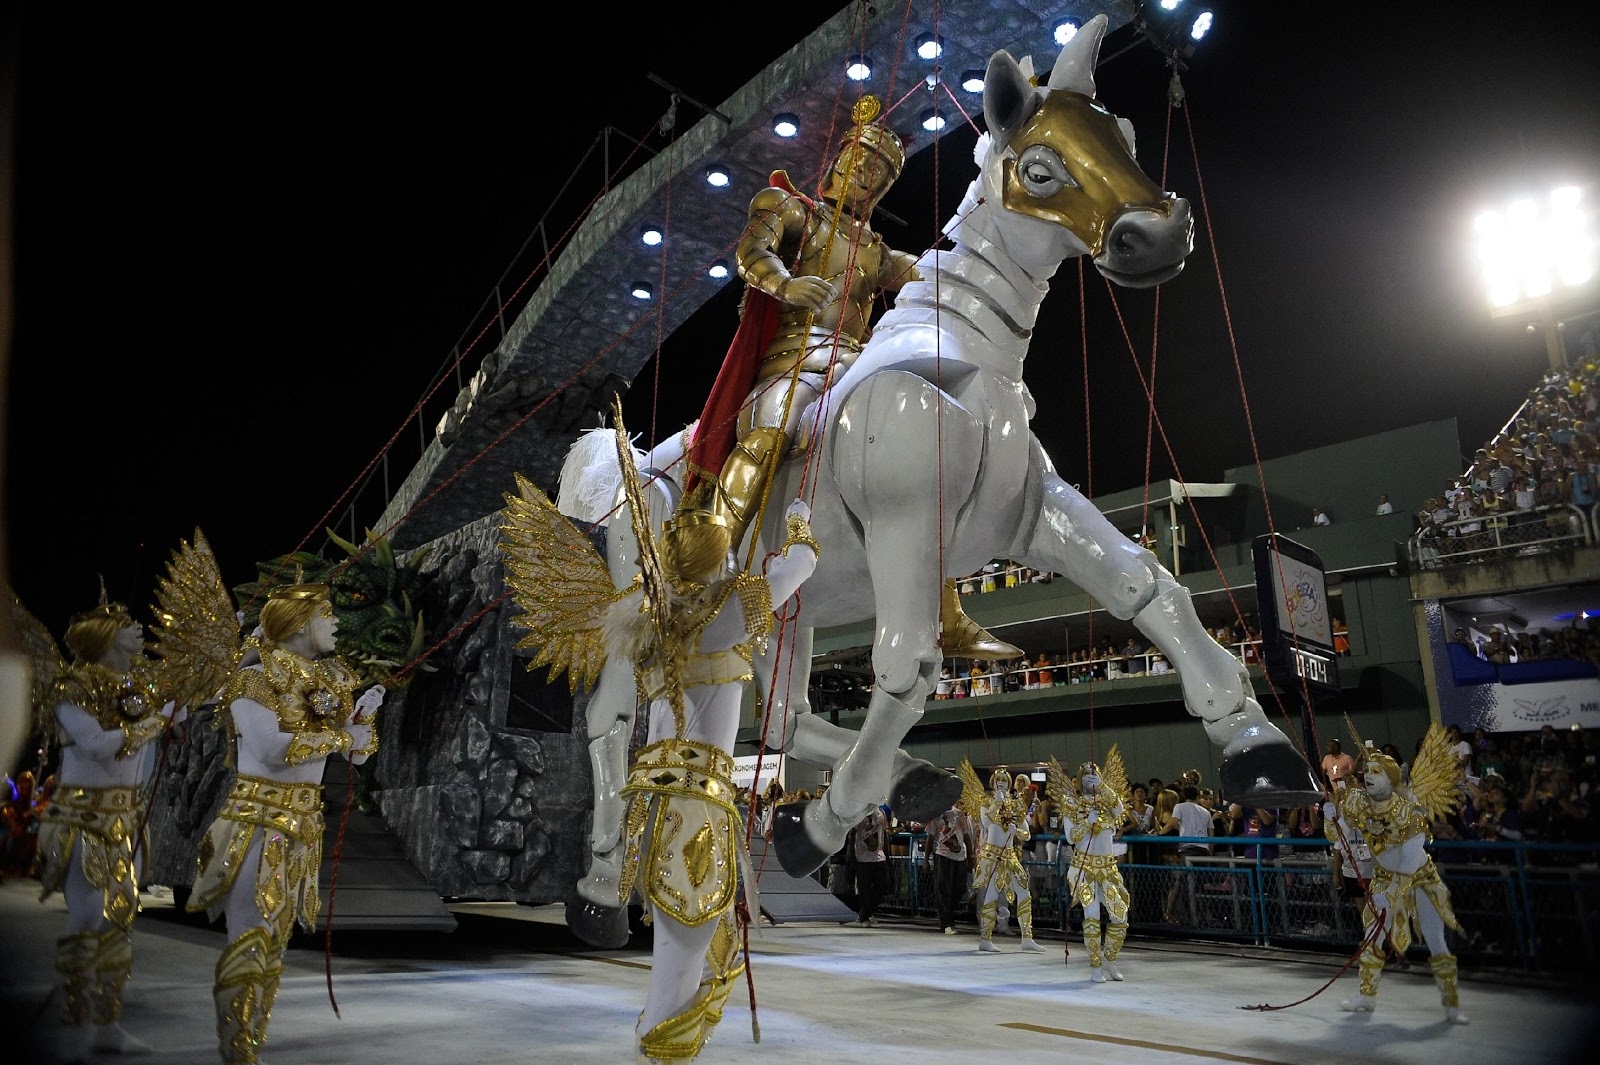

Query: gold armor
662;97;1016;659
36;784;147;932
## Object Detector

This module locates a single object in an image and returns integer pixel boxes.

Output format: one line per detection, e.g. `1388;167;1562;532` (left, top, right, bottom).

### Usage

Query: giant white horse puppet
564;17;1321;910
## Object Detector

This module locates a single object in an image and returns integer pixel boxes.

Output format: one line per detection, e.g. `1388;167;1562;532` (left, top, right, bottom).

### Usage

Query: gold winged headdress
1345;715;1463;824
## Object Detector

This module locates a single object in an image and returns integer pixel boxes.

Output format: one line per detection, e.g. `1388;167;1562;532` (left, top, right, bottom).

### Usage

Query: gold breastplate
51;661;161;733
769;213;884;351
224;643;361;734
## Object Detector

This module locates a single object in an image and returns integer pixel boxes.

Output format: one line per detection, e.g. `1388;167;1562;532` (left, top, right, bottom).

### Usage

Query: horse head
977;14;1193;286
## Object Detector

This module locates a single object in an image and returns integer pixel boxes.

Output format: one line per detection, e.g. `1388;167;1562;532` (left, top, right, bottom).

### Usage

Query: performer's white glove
786;499;811;525
1087;809;1099;826
355;684;386;722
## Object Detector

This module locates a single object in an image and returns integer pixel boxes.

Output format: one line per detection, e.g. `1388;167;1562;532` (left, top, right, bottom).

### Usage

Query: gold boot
1017;896;1042;951
1429;952;1468;1022
666;426;787;582
214;928;281;1065
1082;917;1104;970
978;900;1000;952
941;580;1022;661
89;928;152;1053
1103;920;1127;980
56;930;98;1026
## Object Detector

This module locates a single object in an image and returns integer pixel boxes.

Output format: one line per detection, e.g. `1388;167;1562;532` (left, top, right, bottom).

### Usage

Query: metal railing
1407;504;1590;570
855;833;1599;969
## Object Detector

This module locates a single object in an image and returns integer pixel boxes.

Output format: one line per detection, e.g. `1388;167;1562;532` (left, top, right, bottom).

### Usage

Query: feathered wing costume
1336;718;1466;1017
1047;747;1132;975
502;403;767;1061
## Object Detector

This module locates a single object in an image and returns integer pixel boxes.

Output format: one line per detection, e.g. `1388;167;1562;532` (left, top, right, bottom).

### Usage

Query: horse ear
983;49;1036;148
1046;12;1108;96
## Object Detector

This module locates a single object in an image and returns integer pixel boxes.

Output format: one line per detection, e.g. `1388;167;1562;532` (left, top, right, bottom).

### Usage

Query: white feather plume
556;427;645;526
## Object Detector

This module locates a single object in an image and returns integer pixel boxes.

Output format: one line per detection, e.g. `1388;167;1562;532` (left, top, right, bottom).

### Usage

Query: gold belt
46;784;144;823
622;738;737;814
221;774;324;846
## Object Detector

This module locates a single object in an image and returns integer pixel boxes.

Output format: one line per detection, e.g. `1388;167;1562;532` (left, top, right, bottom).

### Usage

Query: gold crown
839;95;906;175
69;575;132;627
988;767;1011;791
1078;761;1101;778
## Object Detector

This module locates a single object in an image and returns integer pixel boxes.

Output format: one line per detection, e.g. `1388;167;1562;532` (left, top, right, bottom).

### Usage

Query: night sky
7;1;1600;637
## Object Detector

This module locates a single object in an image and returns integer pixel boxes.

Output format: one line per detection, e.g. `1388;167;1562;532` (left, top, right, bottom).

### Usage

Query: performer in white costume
502;403;818;1063
1048;749;1133;982
32;591;171;1061
1327;723;1468;1023
188;580;383;1064
957;760;1042;953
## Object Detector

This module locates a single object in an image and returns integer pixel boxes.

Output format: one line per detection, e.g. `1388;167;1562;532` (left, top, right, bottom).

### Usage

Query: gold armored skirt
974;842;1027;903
36;784;147;932
189;774;325;942
617;739;741;928
1067;851;1131;923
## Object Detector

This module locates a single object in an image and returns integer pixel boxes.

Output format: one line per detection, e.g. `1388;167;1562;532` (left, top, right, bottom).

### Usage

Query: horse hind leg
755;622;959;859
771;371;980;876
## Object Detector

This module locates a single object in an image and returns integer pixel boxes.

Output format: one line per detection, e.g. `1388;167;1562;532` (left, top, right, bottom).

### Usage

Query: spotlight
846;54;873;81
708;260;730;280
1189;9;1213;40
1159;0;1182;9
1137;0;1213;69
704;165;731;188
1054;20;1079;46
630;282;653;301
773;113;799;138
920;108;946;133
640;226;664;247
915;33;943;60
960;69;985;93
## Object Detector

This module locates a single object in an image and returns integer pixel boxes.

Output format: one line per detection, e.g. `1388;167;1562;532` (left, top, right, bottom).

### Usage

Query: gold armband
348;724;379;760
739;252;792;301
284;729;352;766
116;717;167;760
780;513;821;557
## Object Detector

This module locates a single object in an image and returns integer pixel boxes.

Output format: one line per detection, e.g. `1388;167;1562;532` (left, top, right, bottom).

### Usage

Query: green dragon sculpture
233;529;431;690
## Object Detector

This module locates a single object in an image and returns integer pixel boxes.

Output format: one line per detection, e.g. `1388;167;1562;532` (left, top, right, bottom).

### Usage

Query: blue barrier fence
853;833;1599;969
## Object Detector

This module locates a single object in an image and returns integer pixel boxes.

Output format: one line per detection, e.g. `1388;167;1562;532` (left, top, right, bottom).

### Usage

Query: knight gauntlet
668;425;787;582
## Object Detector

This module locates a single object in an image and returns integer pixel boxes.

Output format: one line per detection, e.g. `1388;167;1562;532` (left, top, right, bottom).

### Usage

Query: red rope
323;751;359;1016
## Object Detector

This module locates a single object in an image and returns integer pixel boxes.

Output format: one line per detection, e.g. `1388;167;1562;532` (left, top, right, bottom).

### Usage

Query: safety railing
1408;504;1590;570
860;833;1599;969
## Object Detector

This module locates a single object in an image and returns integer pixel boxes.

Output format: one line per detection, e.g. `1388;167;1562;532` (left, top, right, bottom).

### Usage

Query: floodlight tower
1473;185;1599;370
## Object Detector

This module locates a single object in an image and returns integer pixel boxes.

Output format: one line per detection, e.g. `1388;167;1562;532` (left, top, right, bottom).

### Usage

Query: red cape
682;172;812;494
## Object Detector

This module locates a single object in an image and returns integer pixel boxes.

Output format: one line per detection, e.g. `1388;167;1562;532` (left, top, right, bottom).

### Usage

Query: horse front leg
770;370;980;875
1013;444;1320;807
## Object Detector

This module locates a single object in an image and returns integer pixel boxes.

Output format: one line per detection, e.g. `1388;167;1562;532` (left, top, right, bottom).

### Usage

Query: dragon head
233;529;432;688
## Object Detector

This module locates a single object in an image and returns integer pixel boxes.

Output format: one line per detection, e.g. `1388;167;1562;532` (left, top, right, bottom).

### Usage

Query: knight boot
1017;896;1042;951
1430;953;1469;1024
214;928;282;1065
90;928;151;1053
978;900;1000;952
665;426;787;582
1103;920;1127;980
1083;917;1105;980
55;931;98;1062
1339;939;1384;1013
941;580;1022;661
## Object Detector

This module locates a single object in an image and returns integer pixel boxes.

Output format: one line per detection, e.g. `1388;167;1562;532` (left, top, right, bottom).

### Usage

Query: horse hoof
770;801;836;877
1220;741;1322;808
889;761;964;824
565;897;631;949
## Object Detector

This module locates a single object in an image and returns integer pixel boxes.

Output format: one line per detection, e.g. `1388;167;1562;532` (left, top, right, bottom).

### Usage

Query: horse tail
556;426;645;526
